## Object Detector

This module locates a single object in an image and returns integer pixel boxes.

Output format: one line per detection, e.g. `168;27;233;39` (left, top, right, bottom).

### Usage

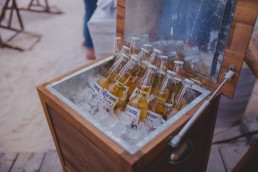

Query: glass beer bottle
114;45;130;62
100;56;139;110
167;51;177;71
151;55;168;95
112;37;122;59
173;60;184;79
129;48;162;100
146;70;176;128
175;40;185;62
93;53;130;94
123;64;157;127
130;37;141;57
165;79;195;119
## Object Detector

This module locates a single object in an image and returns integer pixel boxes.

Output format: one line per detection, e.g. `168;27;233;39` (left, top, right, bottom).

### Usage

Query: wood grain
39;150;63;172
0;152;18;172
10;152;45;172
220;145;249;172
207;146;226;172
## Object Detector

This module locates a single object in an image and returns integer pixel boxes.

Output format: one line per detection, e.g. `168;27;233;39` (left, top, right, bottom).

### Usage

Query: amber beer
123;64;157;126
92;53;130;94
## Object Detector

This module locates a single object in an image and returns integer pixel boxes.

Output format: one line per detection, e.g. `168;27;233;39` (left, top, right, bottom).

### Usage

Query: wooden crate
37;0;258;171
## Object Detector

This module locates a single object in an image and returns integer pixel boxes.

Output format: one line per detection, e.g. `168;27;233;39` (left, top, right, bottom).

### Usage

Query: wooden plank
0;152;18;172
10;152;45;172
39;150;63;172
207;146;226;172
212;126;247;144
232;141;258;172
219;145;249;172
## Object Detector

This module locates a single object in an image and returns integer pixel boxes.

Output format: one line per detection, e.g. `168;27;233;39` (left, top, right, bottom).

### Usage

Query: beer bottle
130;48;162;100
165;79;195;119
175;40;185;62
114;45;130;62
93;53;129;94
167;51;177;71
113;48;150;114
130;37;141;57
146;70;176;128
113;37;121;59
164;76;182;114
173;60;184;79
151;55;168;95
100;56;139;110
123;64;157;127
142;44;153;63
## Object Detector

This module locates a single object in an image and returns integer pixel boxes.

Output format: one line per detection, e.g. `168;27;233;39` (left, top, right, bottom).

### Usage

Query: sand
0;0;257;152
0;0;89;152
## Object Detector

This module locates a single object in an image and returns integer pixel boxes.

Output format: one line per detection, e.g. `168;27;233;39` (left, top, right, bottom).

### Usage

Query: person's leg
83;0;97;59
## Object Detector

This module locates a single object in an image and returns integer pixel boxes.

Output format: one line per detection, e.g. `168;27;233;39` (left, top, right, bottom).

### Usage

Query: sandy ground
0;0;258;152
0;0;90;152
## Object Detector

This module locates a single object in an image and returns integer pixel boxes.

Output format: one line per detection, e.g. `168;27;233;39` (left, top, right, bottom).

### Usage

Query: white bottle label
93;82;103;94
129;88;138;100
146;110;165;129
124;105;141;125
100;89;119;109
164;103;173;111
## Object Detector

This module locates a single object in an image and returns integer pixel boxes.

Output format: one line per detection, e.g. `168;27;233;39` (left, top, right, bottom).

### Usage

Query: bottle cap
131;37;140;41
143;44;152;48
168;51;177;58
147;64;157;71
153;48;162;55
141;48;149;54
120;53;129;59
176;40;184;47
159;55;168;60
183;79;195;86
192;47;199;53
131;55;138;61
174;77;182;82
174;61;184;65
167;70;176;76
184;56;193;62
113;37;121;40
122;45;130;51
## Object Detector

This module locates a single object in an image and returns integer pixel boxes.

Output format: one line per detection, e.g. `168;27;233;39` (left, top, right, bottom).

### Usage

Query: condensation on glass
124;0;237;82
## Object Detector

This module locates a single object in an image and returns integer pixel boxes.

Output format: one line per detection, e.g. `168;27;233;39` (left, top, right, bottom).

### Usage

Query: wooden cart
37;0;258;171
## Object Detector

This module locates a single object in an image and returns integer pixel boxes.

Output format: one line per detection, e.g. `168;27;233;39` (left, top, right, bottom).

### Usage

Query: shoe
86;48;96;60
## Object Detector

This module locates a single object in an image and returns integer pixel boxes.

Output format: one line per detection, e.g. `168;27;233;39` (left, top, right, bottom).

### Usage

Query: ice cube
99;114;119;130
92;106;109;122
110;122;127;137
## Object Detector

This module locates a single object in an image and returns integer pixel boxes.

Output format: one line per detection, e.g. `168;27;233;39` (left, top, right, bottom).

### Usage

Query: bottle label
145;110;165;129
164;103;173;111
93;82;103;94
124;105;141;125
100;89;119;109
